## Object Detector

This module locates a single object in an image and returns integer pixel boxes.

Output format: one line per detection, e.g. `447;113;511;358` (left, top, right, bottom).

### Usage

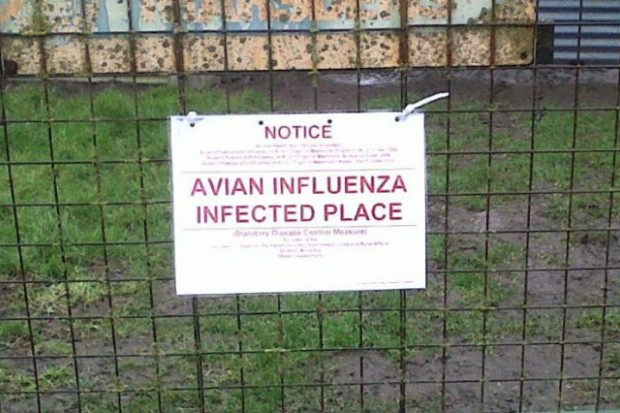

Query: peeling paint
450;27;491;66
271;34;312;69
226;0;268;31
45;36;87;74
89;37;132;73
87;0;130;32
496;0;536;22
226;35;269;70
181;0;223;31
0;0;535;72
43;0;84;33
360;31;399;68
2;37;40;75
360;0;399;29
408;0;449;25
183;34;225;71
409;29;448;66
317;33;356;69
270;0;312;30
495;26;533;65
135;36;175;72
0;0;30;31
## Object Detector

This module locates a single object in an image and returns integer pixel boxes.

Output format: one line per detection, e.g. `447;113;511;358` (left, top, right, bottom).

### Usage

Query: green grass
575;308;620;335
366;96;620;216
1;86;619;412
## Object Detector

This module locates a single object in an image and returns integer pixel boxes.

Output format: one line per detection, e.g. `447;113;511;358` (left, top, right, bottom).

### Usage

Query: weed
575;308;620;335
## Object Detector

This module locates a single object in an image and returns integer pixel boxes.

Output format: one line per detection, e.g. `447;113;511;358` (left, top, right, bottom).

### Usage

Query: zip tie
396;92;450;122
187;111;198;127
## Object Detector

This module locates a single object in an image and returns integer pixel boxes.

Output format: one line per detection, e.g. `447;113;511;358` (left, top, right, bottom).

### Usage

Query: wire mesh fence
1;0;619;412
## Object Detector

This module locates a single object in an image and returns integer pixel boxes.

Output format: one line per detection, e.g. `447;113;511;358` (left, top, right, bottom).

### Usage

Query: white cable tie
396;92;449;122
187;111;198;127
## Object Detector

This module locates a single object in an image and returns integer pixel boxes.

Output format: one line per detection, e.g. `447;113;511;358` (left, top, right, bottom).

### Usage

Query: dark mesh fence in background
1;0;619;412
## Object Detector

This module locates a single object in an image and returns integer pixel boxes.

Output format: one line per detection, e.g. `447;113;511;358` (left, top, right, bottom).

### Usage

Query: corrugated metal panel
538;0;620;64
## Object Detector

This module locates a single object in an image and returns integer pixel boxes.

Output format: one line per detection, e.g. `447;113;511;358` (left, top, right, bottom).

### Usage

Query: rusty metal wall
1;0;535;75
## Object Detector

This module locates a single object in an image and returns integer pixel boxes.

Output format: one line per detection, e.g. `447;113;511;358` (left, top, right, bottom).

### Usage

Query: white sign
170;112;427;295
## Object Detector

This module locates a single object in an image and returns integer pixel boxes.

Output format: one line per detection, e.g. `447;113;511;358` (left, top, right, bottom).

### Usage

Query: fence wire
1;0;620;412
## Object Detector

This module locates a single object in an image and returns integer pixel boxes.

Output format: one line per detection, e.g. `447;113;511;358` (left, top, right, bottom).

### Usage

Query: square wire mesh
1;0;619;412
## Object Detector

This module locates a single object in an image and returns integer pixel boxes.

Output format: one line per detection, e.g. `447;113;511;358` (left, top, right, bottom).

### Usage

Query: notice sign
170;112;427;295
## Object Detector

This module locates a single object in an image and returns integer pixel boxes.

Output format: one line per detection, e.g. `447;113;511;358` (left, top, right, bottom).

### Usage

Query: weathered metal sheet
316;33;356;68
89;37;132;72
135;35;176;72
183;34;225;71
0;0;535;74
271;34;312;69
2;37;40;75
45;35;87;73
360;32;400;68
409;29;448;66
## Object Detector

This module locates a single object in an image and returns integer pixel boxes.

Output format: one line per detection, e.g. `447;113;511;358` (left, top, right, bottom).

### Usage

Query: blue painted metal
97;0;129;32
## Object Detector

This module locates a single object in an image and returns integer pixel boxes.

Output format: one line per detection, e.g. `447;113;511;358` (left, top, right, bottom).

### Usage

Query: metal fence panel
1;0;619;412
